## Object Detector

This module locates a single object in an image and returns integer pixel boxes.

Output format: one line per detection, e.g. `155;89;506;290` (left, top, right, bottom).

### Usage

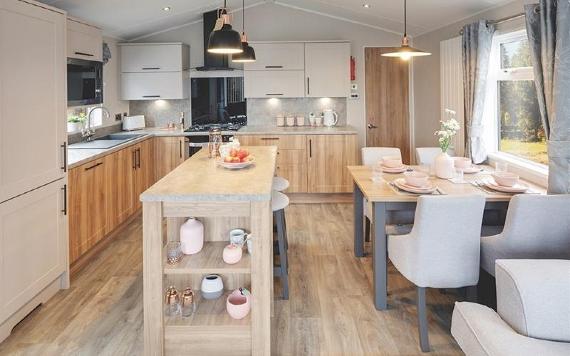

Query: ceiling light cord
242;0;245;34
404;0;407;38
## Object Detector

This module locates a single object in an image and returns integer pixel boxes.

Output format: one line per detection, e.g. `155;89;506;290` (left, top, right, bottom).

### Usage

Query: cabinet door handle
74;51;94;57
142;67;161;70
260;137;280;140
179;140;183;159
136;148;141;168
309;139;312;158
265;93;283;96
142;95;161;98
61;184;67;215
60;142;67;172
132;150;137;169
307;77;310;96
84;162;103;171
265;65;283;69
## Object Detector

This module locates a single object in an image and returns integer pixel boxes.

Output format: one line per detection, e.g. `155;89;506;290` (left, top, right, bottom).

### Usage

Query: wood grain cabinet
307;134;358;193
154;136;186;180
68;158;107;264
104;147;135;234
132;139;155;211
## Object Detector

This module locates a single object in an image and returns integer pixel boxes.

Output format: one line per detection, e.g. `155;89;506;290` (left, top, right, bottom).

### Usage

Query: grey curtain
525;0;570;194
462;20;495;164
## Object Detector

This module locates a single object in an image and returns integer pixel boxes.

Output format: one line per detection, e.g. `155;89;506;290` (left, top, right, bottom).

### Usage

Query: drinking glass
166;242;182;265
495;162;509;173
418;165;430;175
371;165;383;183
454;168;464;183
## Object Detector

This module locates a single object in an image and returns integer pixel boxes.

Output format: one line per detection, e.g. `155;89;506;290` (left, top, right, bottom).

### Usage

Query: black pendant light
232;0;256;62
382;0;431;60
207;0;243;54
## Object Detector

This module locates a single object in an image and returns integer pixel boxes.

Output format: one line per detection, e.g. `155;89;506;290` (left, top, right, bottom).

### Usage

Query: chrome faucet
82;106;110;141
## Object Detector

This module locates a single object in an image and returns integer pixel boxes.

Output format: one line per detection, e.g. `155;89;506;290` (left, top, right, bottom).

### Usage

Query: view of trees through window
497;37;547;165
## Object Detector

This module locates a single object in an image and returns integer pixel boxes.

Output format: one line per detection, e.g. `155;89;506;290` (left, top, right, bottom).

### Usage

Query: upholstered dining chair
360;147;413;243
415;147;455;165
388;195;486;352
480;194;570;276
452;259;570;356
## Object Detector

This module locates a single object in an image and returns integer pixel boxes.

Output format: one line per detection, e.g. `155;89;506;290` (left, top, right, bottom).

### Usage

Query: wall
412;0;528;148
129;99;190;128
135;2;402;146
102;37;130;126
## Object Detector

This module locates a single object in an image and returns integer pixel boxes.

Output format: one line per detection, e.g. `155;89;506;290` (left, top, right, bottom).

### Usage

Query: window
489;30;547;166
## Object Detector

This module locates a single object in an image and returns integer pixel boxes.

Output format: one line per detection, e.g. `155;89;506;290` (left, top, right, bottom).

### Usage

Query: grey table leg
373;202;387;310
353;183;364;258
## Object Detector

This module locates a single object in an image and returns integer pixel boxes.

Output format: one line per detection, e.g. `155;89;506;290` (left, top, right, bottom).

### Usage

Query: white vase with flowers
434;110;460;179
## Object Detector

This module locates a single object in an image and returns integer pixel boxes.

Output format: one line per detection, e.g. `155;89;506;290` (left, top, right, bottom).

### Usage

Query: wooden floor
0;204;463;356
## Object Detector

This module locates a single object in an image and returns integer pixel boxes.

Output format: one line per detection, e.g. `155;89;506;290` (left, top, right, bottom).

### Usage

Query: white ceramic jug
323;109;338;127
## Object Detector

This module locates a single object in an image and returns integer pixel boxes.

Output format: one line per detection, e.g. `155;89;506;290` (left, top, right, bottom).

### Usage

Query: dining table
348;165;546;310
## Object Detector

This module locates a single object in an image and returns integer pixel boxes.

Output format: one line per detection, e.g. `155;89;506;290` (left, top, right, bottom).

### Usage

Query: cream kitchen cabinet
243;42;304;71
0;0;67;203
244;70;305;98
0;180;67;336
120;43;189;73
121;72;188;100
120;43;190;100
67;18;103;61
305;42;350;98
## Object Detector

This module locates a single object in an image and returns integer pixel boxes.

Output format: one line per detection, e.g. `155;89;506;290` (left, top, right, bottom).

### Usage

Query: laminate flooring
0;204;463;356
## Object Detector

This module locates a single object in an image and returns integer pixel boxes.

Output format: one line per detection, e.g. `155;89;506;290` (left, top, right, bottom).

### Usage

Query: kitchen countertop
140;146;277;202
67;125;357;169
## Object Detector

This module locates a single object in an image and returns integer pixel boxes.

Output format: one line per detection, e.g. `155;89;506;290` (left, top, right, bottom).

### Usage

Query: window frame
483;29;548;186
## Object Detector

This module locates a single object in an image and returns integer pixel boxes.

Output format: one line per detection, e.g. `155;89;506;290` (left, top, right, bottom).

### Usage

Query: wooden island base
141;147;276;355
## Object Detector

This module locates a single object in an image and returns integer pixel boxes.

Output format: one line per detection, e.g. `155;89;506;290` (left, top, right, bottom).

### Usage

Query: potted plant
434;109;460;179
67;113;85;133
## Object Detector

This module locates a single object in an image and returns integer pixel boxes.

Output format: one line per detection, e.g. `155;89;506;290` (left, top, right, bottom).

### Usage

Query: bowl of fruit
218;148;255;169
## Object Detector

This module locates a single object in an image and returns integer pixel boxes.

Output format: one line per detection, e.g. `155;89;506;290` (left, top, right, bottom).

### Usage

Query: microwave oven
67;58;103;107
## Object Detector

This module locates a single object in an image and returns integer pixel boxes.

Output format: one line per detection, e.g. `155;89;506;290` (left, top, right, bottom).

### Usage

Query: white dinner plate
393;178;437;194
482;178;529;193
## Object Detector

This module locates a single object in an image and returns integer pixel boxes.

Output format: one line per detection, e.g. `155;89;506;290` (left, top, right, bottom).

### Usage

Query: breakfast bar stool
272;176;290;192
272;190;289;299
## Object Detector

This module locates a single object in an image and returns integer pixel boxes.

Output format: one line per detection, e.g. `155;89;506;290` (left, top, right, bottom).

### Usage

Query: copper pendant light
382;0;431;60
207;0;243;54
232;0;256;62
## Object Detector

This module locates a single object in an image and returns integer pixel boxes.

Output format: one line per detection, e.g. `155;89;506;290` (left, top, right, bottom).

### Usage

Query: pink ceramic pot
180;218;204;255
223;244;243;264
226;290;251;320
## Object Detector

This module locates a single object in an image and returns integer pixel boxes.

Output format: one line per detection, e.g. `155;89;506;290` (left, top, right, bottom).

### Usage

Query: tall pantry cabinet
0;0;68;343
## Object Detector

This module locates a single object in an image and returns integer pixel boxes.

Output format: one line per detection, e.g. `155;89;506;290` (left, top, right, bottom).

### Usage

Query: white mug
276;116;285;127
286;116;296;127
315;116;323;126
229;229;249;245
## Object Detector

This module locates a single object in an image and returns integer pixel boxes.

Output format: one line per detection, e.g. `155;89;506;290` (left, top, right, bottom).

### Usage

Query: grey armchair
452;259;570;355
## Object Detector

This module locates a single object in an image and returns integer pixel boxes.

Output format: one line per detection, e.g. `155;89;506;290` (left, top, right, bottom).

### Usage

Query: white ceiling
40;0;513;40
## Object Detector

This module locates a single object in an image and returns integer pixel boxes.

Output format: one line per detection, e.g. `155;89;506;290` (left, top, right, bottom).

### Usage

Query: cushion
452;302;570;356
496;259;570;343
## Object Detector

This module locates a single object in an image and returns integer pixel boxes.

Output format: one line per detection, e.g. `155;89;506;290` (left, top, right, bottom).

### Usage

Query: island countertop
140;146;277;203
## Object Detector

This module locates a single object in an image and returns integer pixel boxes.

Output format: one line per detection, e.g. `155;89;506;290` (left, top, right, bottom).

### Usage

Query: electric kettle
323;109;338;127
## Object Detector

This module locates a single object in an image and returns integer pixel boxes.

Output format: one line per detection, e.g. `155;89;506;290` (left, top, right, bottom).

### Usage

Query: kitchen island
140;146;276;356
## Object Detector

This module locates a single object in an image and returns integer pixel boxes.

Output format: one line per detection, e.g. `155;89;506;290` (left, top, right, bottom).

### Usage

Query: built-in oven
67;58;103;107
185;135;234;158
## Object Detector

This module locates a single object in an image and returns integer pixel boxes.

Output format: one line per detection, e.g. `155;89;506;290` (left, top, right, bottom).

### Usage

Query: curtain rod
459;11;529;35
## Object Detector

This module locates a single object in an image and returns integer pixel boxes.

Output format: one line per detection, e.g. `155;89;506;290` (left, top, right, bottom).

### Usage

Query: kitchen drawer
67;19;102;61
244;70;305;98
276;149;306;165
120;43;189;72
275;164;307;193
121;72;188;100
243;43;304;71
239;135;306;150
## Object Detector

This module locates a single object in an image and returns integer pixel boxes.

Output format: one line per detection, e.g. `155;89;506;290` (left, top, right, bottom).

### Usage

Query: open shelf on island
164;242;251;275
164;290;251;328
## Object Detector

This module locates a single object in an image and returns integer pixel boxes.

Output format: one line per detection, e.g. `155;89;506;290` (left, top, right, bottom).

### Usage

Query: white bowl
492;172;519;187
382;156;403;168
453;157;472;169
404;171;429;188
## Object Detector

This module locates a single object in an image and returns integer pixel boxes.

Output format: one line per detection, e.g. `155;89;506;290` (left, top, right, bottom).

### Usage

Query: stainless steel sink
68;134;146;149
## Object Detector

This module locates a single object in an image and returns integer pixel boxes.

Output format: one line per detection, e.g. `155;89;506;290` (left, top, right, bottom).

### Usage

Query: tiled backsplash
129;99;191;128
246;98;347;126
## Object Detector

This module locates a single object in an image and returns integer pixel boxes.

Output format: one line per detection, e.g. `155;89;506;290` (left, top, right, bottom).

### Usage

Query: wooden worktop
140;146;277;202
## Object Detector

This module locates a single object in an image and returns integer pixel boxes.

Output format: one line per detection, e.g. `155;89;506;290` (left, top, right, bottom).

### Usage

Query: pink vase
180;218;204;255
226;289;251;320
